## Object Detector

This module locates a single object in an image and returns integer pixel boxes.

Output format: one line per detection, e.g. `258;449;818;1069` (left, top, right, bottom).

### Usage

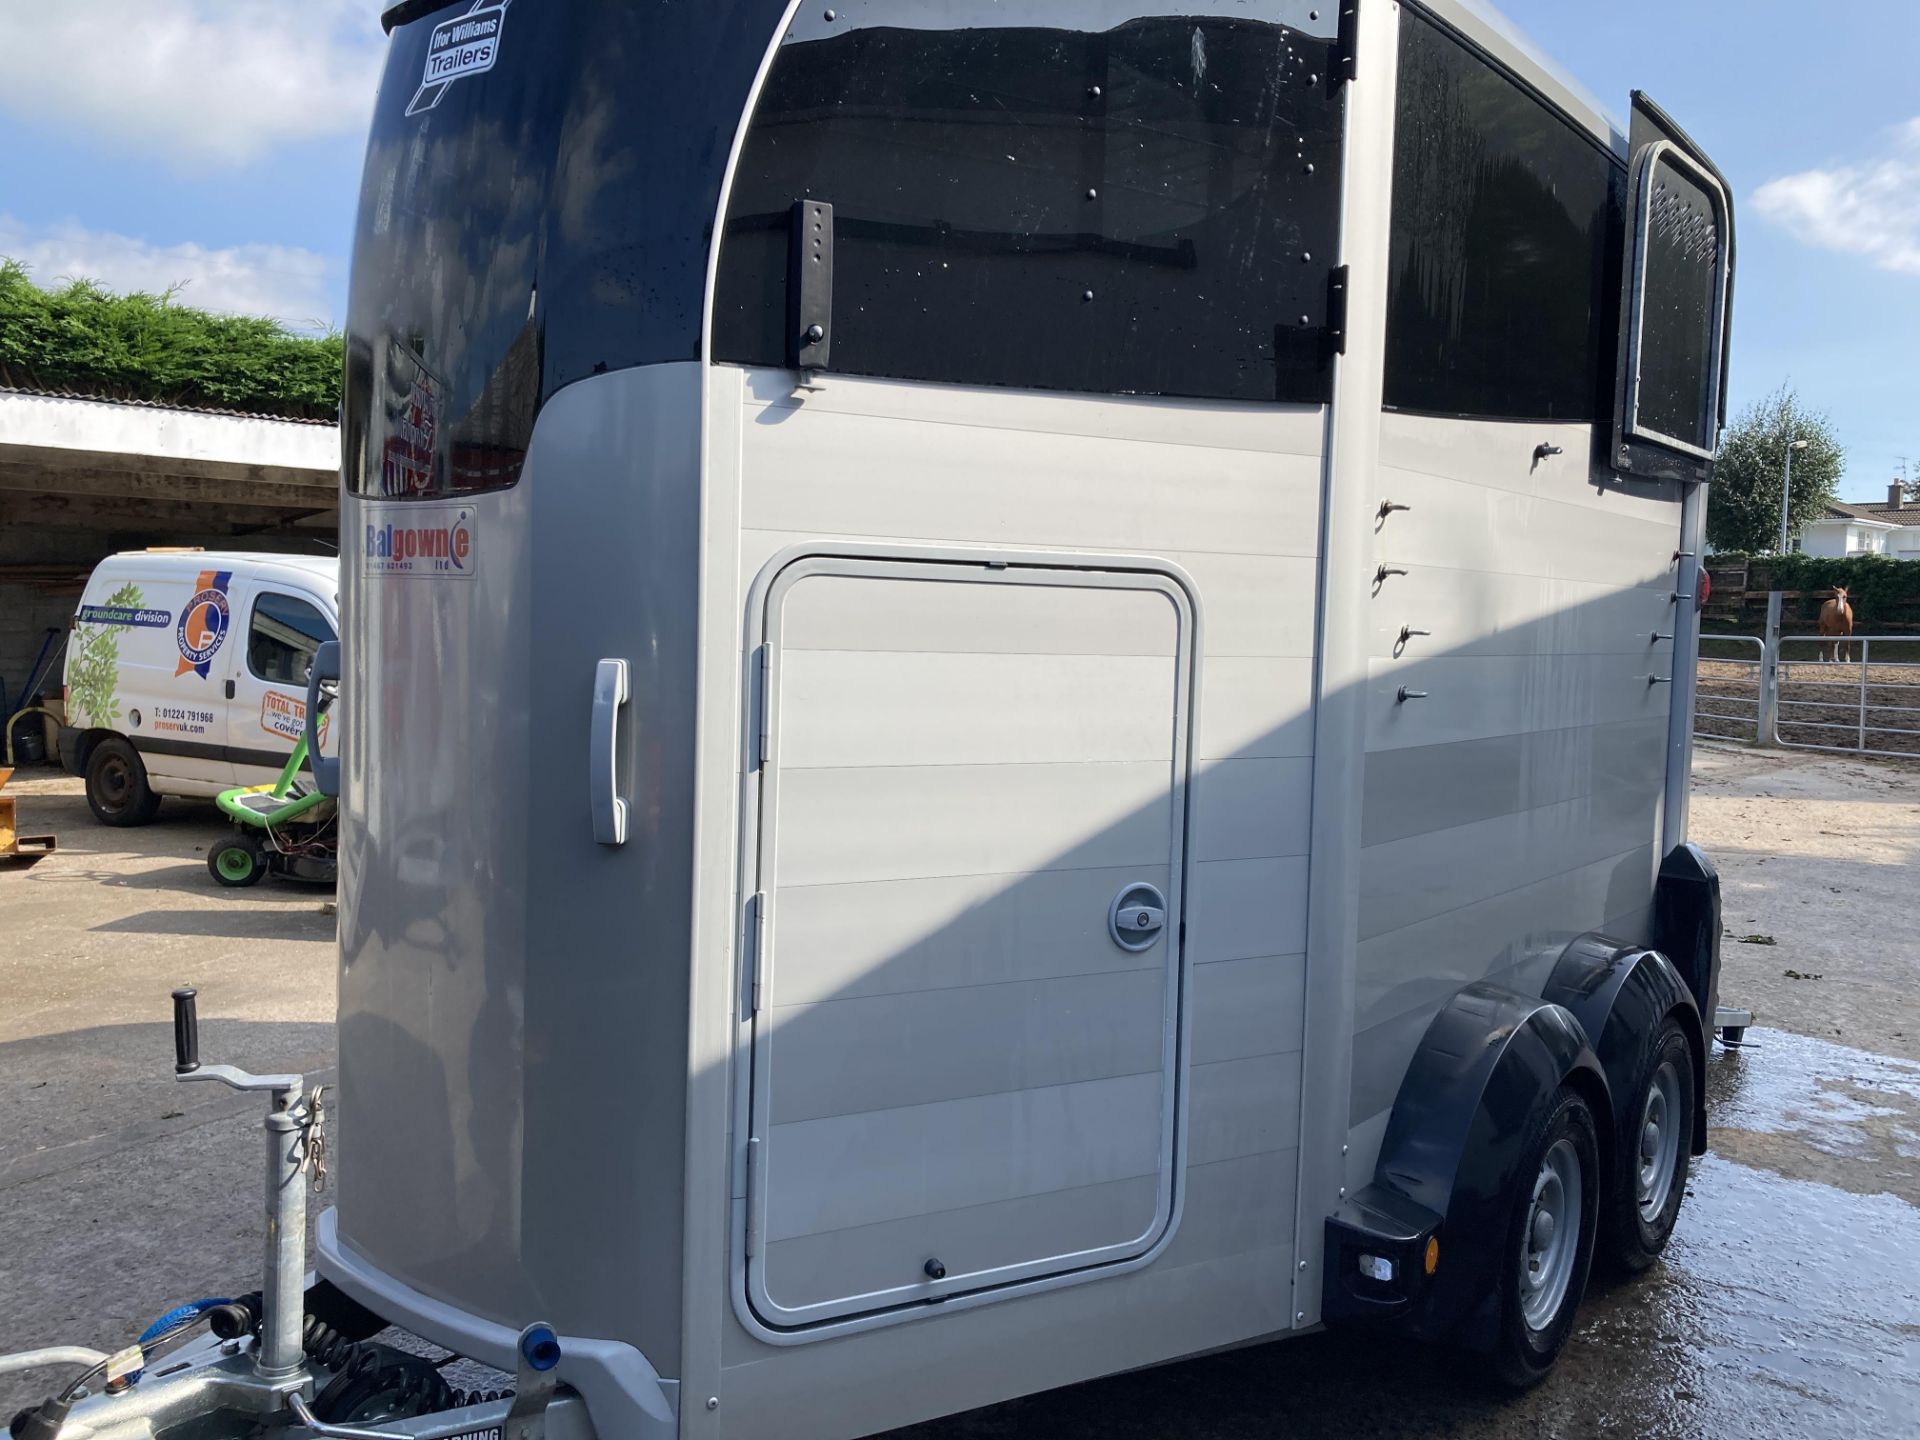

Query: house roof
1822;498;1915;528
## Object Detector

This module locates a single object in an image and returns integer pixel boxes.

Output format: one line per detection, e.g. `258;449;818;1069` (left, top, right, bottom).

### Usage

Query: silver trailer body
315;2;1732;1436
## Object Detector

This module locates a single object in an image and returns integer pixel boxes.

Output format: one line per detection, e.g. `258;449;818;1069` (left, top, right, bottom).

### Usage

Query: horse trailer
5;2;1738;1437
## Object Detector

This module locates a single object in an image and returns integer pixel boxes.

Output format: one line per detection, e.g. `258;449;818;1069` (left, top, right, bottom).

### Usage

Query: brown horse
1818;586;1854;663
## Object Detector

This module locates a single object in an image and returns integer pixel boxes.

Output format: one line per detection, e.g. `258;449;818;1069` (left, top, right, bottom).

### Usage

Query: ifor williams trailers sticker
364;506;478;580
406;0;512;116
175;570;233;678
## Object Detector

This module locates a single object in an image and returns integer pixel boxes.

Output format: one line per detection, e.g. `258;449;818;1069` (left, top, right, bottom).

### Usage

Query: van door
134;565;240;794
227;584;339;787
743;554;1194;1329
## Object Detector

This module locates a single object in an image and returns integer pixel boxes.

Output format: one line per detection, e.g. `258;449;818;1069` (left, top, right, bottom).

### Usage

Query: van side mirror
305;641;341;797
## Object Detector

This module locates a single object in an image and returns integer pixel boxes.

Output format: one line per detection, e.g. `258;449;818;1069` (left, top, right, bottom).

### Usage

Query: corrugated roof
0;383;338;427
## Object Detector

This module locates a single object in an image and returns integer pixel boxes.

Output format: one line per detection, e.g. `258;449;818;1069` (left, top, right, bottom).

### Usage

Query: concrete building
0;385;338;725
1795;484;1920;560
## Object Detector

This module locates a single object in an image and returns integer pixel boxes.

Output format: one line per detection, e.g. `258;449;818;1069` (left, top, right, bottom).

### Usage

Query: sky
0;0;1913;497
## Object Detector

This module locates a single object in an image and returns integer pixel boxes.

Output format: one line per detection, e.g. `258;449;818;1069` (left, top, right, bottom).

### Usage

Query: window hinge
1334;1;1361;83
753;644;770;769
788;198;833;374
743;891;767;1017
743;1136;761;1258
1325;265;1350;357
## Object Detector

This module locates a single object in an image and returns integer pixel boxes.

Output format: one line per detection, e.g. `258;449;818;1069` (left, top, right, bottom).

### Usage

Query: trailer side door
743;554;1194;1330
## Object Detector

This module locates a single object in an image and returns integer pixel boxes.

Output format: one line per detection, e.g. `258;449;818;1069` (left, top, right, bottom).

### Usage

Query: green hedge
1708;552;1920;632
0;259;341;420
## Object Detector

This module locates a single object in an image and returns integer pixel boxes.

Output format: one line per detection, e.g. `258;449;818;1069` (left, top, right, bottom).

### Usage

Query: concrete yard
3;748;1918;1437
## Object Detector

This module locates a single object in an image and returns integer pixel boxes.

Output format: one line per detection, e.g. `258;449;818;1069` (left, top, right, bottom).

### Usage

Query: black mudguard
1324;984;1611;1351
1653;841;1722;1029
1544;935;1707;1160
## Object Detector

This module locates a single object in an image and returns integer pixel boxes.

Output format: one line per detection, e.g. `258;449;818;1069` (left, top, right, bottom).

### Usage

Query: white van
59;550;339;825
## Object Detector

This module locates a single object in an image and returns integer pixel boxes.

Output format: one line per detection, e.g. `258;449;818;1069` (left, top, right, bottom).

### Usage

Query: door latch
1108;882;1168;953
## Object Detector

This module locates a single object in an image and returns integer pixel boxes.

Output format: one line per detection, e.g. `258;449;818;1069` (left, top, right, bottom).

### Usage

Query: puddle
1708;1028;1920;1203
1574;1155;1920;1438
892;1030;1920;1440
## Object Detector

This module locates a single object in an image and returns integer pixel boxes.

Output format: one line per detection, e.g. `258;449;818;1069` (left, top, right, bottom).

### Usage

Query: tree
1706;386;1845;555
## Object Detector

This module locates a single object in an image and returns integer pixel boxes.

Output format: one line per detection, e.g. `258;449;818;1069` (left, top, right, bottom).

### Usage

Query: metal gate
1775;635;1920;758
1693;636;1763;744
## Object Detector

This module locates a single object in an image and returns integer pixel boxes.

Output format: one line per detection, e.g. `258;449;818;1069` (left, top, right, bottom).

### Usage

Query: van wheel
1488;1087;1599;1389
1602;1018;1696;1274
208;834;268;887
86;738;161;826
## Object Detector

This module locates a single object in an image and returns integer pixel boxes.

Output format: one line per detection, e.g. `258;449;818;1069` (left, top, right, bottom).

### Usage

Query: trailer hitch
173;986;318;1387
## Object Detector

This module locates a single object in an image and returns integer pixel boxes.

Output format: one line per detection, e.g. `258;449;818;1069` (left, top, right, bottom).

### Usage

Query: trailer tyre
1489;1086;1599;1389
209;833;268;887
86;737;161;826
1602;1018;1696;1274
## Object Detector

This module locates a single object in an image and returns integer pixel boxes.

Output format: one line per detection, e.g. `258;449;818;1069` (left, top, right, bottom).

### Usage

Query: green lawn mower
206;698;337;888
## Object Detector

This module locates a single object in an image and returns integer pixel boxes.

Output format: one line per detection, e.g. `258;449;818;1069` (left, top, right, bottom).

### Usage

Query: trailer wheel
1602;1018;1696;1274
1489;1086;1599;1389
86;737;161;826
209;833;269;887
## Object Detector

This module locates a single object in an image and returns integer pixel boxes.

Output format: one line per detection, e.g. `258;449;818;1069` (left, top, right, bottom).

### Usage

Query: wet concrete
5;765;1920;1437
891;1032;1920;1440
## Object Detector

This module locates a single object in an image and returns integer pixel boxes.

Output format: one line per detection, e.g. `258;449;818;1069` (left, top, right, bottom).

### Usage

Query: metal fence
1775;635;1920;759
1693;636;1763;744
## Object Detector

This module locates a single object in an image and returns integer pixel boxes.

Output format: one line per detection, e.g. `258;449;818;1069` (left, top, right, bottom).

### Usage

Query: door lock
1108;882;1168;953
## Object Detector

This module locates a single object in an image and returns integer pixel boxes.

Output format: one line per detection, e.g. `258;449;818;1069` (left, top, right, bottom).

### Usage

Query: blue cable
125;1299;229;1385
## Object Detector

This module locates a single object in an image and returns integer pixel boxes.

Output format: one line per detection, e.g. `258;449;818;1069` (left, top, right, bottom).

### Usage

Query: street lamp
1779;438;1811;554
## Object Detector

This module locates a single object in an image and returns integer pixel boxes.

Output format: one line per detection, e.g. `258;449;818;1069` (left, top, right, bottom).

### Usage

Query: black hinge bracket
1325;265;1350;357
1334;2;1360;83
788;198;833;373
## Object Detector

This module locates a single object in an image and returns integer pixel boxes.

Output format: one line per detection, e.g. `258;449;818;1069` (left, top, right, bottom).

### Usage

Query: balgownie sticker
364;506;478;580
407;0;511;116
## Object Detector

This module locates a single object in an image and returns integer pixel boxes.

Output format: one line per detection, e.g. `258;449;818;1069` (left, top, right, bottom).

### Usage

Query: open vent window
1613;93;1734;482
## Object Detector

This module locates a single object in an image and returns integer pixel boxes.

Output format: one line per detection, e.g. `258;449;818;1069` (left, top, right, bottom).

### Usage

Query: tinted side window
1632;155;1724;451
1384;13;1619;422
714;3;1346;405
344;0;793;497
248;593;336;684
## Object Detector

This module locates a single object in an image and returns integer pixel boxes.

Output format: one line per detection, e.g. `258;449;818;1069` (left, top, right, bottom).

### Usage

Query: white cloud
0;216;337;330
0;1;385;170
1753;118;1920;277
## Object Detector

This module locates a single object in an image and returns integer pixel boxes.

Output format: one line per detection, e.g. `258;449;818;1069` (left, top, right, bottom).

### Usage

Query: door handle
590;658;629;846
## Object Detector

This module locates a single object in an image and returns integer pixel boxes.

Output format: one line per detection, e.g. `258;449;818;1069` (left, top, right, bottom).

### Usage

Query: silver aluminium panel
701;368;1322;1438
743;557;1194;1327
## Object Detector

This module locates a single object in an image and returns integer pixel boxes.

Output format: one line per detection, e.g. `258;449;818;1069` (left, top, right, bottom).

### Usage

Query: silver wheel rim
1636;1060;1683;1223
1520;1137;1582;1331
